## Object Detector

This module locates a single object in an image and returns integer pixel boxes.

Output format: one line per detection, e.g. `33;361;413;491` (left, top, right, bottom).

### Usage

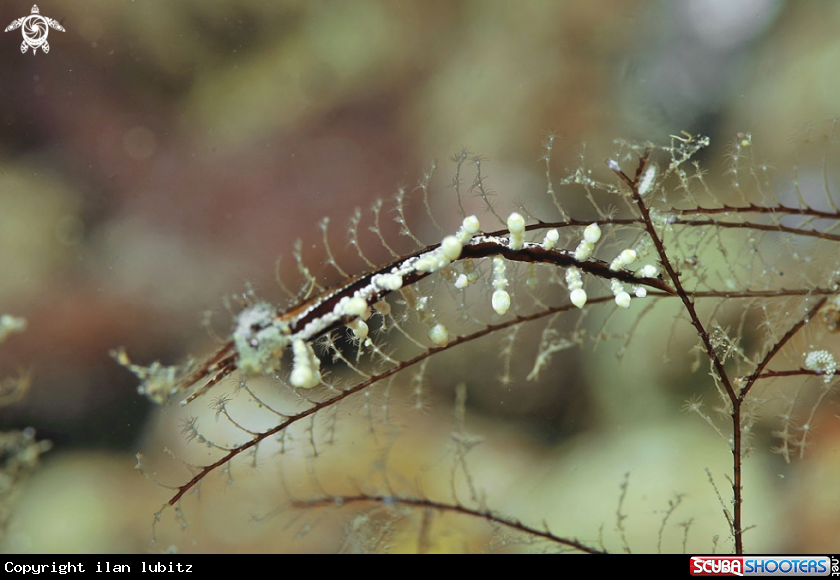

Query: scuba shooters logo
690;556;834;576
4;5;65;54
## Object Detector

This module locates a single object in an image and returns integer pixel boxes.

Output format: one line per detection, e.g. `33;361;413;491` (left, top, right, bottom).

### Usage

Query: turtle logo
5;5;65;55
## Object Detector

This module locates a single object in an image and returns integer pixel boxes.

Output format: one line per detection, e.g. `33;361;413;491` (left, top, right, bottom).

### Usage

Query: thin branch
294;494;606;554
738;297;828;401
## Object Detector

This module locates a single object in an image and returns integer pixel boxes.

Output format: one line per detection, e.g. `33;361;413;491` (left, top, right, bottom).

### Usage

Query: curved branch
294;494;606;554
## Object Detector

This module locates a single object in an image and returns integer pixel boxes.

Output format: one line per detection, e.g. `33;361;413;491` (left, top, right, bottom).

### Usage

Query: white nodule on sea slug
428;323;450;347
507;212;526;250
492;290;511;315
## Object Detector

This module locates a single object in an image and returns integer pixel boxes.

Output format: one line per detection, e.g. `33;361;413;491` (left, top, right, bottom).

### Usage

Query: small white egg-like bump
441;235;462;261
492;290;511;315
428;324;450;347
570;288;587;309
583;223;601;244
615;292;632;309
462;215;480;235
